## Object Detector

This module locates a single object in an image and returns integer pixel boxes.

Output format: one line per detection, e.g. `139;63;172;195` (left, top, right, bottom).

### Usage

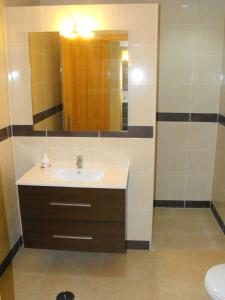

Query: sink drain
56;291;75;300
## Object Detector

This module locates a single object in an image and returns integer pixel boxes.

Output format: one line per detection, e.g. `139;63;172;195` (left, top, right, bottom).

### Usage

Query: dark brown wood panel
18;186;125;222
22;219;125;253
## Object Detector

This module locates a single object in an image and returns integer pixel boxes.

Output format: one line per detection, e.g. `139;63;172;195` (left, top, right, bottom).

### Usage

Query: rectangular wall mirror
28;31;128;132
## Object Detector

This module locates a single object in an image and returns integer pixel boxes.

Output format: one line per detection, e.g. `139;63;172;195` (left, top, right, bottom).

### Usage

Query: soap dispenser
41;153;50;168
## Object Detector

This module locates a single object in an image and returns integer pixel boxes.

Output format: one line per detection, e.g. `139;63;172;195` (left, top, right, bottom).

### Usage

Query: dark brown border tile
33;104;63;124
100;126;153;138
211;203;224;233
7;126;12;138
126;240;150;250
157;113;190;122
47;131;99;137
154;200;185;208
190;113;218;122
12;125;46;137
219;114;225;126
0;126;12;142
0;236;23;277
154;200;211;208
185;201;211;208
12;125;153;138
157;112;218;122
0;127;9;142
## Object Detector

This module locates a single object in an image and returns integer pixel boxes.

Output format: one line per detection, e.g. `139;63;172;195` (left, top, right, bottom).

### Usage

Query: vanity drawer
22;219;125;253
18;186;125;222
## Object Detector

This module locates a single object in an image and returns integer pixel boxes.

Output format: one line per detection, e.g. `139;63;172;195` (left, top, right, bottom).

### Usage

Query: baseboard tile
126;240;150;250
154;200;185;208
211;203;224;233
0;236;23;277
154;200;211;208
185;201;211;208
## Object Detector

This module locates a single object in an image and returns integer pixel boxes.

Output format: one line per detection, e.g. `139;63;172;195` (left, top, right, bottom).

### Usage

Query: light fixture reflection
8;70;20;82
131;68;144;83
122;49;129;62
60;16;96;39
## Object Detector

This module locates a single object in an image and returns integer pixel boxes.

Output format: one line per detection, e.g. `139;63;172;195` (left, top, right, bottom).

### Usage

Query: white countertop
16;163;129;189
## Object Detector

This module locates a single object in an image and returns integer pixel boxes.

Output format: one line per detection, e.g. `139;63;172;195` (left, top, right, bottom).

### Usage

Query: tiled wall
5;0;225;246
155;0;225;203
212;21;225;224
6;4;158;244
0;0;21;248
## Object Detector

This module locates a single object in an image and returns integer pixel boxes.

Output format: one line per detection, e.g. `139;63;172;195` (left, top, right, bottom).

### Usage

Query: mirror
28;31;128;132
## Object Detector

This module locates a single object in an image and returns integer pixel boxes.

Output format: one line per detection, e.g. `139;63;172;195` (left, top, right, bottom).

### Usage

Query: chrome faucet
76;155;83;170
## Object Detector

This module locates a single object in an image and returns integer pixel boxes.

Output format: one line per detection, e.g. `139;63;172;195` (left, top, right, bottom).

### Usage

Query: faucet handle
76;155;83;168
77;154;83;161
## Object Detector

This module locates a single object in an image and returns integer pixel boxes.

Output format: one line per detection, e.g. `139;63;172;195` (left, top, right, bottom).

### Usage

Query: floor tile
10;208;225;299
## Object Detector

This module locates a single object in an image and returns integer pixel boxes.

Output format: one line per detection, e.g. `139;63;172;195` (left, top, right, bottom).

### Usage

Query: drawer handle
49;202;92;208
52;234;93;240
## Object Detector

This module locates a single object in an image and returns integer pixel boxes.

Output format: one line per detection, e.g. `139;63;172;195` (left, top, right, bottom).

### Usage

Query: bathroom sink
51;168;105;182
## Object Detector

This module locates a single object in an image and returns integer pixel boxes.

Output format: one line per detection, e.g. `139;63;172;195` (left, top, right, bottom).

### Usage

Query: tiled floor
11;208;225;299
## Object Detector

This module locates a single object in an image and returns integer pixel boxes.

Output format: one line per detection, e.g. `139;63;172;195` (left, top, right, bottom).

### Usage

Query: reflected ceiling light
122;49;129;62
131;68;144;83
8;70;20;82
60;16;96;39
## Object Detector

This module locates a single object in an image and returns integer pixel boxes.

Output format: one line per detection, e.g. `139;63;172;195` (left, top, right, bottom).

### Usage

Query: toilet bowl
205;264;225;300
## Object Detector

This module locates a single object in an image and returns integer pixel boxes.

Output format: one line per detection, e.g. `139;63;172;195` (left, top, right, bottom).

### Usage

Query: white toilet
205;264;225;300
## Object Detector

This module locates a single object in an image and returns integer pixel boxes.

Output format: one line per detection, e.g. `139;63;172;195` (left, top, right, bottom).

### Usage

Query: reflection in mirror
29;31;128;132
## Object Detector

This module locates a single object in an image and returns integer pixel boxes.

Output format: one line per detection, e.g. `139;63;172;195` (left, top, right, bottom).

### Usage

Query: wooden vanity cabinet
18;186;126;253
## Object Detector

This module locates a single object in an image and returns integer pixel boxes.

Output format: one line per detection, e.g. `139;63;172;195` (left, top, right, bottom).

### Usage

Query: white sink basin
16;163;129;189
51;168;105;182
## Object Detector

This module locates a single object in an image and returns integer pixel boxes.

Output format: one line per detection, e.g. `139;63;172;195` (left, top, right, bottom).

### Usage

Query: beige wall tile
6;206;22;247
128;139;154;176
0;168;10;262
193;25;224;56
156;122;217;202
0;0;20;249
212;124;225;222
158;84;191;113
191;85;220;113
97;138;129;167
0;139;17;217
220;85;225;115
192;54;222;85
46;112;63;131
13;137;47;178
159;54;193;86
127;209;153;241
160;24;194;57
128;85;156;126
185;175;213;201
216;124;225;155
156;149;188;176
155;175;186;201
157;122;190;150
186;150;215;176
129;45;157;86
0;1;10;128
128;175;154;209
188;122;217;150
5;7;42;48
47;137;98;163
